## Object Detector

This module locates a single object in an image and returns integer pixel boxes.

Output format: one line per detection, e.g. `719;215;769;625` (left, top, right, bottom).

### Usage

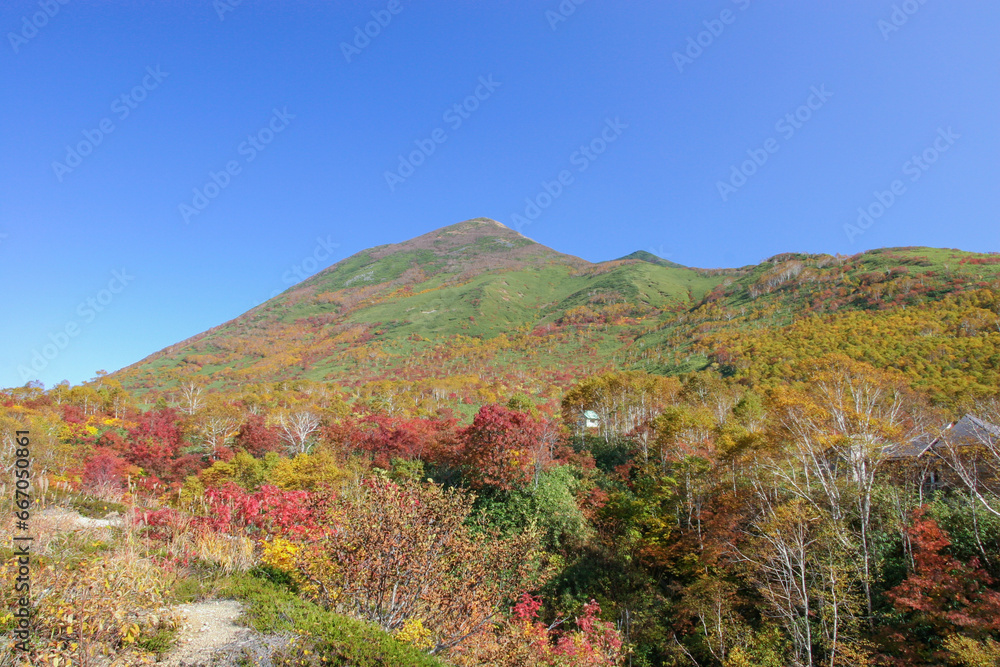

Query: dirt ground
159;600;248;666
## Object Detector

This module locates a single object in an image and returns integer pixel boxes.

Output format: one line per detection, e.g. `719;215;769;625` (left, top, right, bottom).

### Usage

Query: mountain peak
417;217;520;242
276;218;591;300
360;218;588;274
450;217;511;230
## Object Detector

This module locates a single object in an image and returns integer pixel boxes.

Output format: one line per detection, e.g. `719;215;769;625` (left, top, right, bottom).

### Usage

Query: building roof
884;414;1000;460
582;410;600;420
883;433;937;460
947;414;1000;444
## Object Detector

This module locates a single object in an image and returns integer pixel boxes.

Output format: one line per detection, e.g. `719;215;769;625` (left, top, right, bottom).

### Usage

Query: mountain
616;250;687;269
114;218;720;391
113;221;1000;409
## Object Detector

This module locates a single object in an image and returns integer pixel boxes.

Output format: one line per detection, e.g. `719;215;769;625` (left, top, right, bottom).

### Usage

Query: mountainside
627;246;1000;404
113;220;1000;409
115;218;723;392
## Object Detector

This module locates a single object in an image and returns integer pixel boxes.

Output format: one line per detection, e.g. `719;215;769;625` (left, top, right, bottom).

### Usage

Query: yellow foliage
0;551;179;666
943;635;1000;667
396;617;434;651
262;537;300;573
268;449;351;492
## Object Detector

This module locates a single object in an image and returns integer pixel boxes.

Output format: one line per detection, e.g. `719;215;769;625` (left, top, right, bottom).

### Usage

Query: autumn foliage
458;404;545;491
4;262;1000;667
294;477;546;655
880;508;1000;665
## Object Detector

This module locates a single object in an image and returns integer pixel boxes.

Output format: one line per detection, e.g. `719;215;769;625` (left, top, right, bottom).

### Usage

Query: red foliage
234;414;282;457
511;594;623;666
366;415;458;467
212;445;236;462
134;475;165;495
513;592;544;621
60;404;86;424
171;454;207;484
82;447;137;489
880;507;1000;665
125;408;184;478
324;415;459;468
136;483;321;543
96;430;128;451
201;483;320;539
137;507;182;540
459;404;545;491
578;485;609;523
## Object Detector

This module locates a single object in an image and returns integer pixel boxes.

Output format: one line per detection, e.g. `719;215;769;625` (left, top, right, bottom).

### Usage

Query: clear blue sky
2;0;998;388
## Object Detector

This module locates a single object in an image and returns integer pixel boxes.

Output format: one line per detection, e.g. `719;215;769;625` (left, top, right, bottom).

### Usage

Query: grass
136;624;181;659
68;495;127;518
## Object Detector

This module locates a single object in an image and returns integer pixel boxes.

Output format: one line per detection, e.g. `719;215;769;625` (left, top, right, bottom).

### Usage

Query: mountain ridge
111;219;1000;410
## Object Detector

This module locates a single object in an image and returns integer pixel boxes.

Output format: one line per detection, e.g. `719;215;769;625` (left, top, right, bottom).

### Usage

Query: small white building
581;410;601;430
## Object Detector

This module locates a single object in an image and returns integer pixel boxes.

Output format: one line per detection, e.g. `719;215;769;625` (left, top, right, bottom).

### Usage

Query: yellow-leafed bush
396;618;434;651
0;551;179;666
261;536;300;573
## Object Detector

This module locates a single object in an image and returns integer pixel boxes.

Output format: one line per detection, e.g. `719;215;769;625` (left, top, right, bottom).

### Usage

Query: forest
4;342;1000;665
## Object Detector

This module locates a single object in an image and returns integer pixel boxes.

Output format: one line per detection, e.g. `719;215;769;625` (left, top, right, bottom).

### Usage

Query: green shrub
136;623;180;658
224;574;446;667
68;494;127;518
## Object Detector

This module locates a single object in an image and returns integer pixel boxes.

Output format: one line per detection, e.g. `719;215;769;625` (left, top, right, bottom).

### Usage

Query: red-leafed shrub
96;429;128;451
359;415;459;468
212;445;236;462
201;483;320;539
60;403;85;424
506;593;624;666
879;507;1000;665
234;413;282;457
171;453;207;483
82;447;138;490
137;484;320;543
125;408;185;478
458;404;545;491
134;475;166;495
137;507;185;540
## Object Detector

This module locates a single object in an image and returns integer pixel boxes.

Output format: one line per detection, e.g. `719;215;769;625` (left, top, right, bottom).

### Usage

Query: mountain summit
325;217;590;282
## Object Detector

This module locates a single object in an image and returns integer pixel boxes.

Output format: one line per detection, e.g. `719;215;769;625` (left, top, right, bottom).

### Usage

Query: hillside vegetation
115;221;1000;412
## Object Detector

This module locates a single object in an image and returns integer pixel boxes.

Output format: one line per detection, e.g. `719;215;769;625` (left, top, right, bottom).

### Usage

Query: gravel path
36;506;122;530
158;600;293;667
159;600;250;666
